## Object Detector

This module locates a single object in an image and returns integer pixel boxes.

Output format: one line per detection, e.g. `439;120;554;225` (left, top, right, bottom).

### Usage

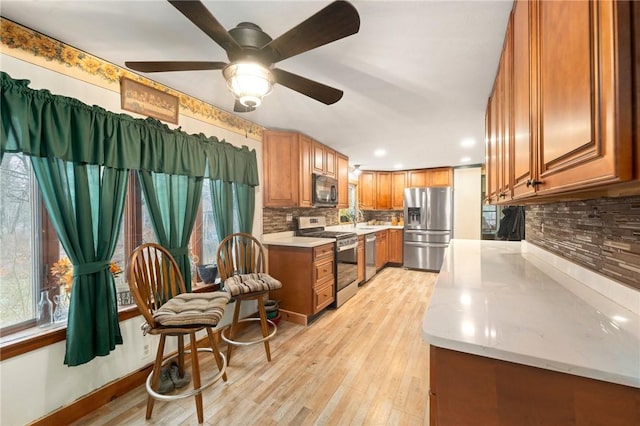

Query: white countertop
327;223;404;235
422;239;640;388
262;231;335;248
262;225;405;248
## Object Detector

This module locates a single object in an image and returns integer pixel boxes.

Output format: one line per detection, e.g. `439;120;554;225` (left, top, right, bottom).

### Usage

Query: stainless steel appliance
404;187;453;271
364;233;376;283
312;174;338;207
297;216;358;307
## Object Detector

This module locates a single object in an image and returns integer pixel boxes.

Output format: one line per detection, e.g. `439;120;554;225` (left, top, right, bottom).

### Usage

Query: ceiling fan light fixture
223;62;274;108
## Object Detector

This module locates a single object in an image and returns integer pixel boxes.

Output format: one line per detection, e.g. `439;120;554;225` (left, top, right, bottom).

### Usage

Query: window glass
200;179;218;266
348;183;356;210
0;154;38;329
141;191;157;244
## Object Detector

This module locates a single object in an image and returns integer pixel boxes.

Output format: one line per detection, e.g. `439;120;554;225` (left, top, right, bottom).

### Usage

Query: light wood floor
72;267;436;426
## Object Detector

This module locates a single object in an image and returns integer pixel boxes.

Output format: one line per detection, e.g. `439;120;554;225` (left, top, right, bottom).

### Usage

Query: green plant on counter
339;208;364;225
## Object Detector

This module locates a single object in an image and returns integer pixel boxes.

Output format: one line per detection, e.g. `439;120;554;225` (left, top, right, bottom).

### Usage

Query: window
0;154;42;332
0;164;228;339
199;179;218;266
193;180;238;267
482;205;499;232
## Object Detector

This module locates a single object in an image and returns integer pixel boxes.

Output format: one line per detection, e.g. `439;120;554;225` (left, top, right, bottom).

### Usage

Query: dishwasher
363;233;376;284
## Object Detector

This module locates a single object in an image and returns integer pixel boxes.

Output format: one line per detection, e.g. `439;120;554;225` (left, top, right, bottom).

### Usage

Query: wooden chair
217;233;283;363
128;243;230;423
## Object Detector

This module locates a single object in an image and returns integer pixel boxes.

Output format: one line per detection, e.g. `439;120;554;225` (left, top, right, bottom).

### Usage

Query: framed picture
120;77;179;124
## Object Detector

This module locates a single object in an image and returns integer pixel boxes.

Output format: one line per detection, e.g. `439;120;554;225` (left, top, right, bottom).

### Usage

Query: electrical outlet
142;343;151;358
286;214;293;222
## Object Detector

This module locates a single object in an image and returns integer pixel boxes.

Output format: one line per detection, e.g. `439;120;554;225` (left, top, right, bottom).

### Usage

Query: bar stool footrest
146;348;227;402
221;317;277;347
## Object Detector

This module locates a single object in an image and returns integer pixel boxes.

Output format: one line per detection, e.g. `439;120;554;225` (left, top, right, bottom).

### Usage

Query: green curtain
234;183;255;233
30;157;128;366
0;70;260;365
1;72;259;185
138;171;202;292
209;180;234;240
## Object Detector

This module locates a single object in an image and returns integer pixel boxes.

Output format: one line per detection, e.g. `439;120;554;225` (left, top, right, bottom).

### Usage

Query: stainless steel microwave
312;174;338;207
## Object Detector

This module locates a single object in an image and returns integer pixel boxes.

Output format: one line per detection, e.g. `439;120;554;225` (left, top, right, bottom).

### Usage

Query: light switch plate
286;214;293;222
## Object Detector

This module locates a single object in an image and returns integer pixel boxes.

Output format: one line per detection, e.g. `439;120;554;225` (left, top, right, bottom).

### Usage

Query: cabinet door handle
526;179;543;187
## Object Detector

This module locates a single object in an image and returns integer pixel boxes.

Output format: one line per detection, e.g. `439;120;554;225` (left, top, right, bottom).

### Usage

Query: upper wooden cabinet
312;140;337;178
408;170;428;187
358;171;376;210
486;0;635;203
428;168;453;187
391;171;407;210
337;153;349;208
263;130;347;208
359;167;452;210
375;172;392;209
408;168;452;188
535;0;633;194
263;130;308;207
511;0;536;200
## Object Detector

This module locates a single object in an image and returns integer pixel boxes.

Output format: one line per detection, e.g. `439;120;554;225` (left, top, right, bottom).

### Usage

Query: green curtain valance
0;72;259;186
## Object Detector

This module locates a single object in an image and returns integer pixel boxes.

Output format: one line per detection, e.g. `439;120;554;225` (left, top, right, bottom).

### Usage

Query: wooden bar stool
128;243;230;423
216;233;282;363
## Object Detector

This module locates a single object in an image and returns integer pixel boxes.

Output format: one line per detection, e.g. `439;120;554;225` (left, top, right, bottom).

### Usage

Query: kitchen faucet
351;208;365;227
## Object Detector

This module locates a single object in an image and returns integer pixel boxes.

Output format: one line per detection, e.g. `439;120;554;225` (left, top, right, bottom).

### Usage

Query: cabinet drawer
313;281;334;313
314;244;335;261
313;244;334;261
314;258;335;284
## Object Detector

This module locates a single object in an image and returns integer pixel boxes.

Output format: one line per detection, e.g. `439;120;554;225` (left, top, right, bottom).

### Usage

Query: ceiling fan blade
263;0;360;63
272;68;343;105
168;0;241;55
234;100;256;113
125;61;227;72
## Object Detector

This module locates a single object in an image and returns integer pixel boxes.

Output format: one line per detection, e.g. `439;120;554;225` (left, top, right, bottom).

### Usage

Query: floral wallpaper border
0;18;263;140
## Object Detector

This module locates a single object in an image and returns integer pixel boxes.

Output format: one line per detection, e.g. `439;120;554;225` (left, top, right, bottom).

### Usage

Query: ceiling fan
125;0;360;112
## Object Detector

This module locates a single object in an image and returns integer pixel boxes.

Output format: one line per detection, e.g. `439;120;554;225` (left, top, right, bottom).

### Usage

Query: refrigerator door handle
405;229;450;235
405;242;449;248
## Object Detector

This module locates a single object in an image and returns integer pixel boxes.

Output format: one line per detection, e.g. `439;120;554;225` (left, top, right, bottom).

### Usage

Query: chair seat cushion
223;273;282;297
153;291;231;327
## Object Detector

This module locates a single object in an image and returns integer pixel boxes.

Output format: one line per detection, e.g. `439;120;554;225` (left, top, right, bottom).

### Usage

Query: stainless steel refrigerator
403;187;453;271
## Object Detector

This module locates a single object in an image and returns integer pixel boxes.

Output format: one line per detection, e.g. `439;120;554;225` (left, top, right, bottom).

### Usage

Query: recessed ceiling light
460;138;476;148
373;149;387;157
461;156;471;162
393;163;403;169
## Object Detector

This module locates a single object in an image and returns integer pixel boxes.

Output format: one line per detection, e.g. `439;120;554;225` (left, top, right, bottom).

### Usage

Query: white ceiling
0;0;513;171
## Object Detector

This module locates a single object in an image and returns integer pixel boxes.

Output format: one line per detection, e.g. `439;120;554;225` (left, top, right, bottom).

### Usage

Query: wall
453;167;482;239
0;26;263;425
525;196;640;290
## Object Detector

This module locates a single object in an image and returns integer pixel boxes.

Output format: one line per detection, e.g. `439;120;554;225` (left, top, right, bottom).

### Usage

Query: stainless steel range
297;216;359;307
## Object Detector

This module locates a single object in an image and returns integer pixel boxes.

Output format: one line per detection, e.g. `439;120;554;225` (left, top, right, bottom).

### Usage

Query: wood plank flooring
71;267;436;426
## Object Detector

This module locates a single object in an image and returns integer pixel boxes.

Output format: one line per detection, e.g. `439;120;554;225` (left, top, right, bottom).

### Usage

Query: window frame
0;169;219;360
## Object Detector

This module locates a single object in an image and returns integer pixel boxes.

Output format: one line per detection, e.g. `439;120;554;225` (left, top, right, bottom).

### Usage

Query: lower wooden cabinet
375;230;388;270
267;243;335;325
388;228;403;264
429;346;640;425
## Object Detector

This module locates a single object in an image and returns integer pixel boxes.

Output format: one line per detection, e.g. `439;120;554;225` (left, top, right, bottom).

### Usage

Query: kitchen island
423;239;640;424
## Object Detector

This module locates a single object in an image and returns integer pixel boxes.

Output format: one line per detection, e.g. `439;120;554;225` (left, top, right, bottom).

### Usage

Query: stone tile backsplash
263;208;404;234
525;195;640;290
263;207;340;233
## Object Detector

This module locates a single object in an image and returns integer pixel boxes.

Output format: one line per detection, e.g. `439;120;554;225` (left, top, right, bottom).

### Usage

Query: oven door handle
337;242;358;252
